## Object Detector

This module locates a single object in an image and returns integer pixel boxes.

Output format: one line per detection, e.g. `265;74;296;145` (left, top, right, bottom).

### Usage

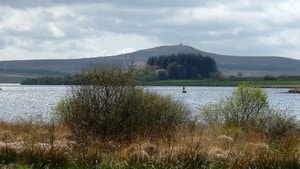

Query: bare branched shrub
56;65;189;142
251;109;299;139
199;101;226;126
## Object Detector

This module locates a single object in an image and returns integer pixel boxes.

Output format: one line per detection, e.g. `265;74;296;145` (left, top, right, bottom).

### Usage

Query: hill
1;45;300;82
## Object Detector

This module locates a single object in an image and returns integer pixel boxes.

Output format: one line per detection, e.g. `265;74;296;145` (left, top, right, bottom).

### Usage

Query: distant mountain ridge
1;45;300;82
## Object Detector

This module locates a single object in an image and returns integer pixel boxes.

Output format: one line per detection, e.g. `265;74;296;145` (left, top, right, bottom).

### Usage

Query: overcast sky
1;0;300;61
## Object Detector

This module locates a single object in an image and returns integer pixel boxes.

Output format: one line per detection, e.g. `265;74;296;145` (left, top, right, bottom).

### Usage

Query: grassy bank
143;79;300;87
0;121;299;168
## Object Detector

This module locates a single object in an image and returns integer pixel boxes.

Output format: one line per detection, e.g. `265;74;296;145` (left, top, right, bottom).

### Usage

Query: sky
1;0;300;61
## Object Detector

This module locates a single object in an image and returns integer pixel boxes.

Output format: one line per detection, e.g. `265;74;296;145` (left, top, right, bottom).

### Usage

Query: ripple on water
0;85;299;122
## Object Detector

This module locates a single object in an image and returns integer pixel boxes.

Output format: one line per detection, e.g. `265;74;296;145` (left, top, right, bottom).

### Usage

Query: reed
0;119;298;168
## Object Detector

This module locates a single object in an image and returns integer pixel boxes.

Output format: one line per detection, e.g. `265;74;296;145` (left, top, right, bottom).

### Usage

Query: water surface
0;84;299;122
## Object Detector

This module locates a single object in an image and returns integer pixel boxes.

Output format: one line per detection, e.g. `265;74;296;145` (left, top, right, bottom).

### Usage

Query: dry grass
288;87;300;93
0;121;299;168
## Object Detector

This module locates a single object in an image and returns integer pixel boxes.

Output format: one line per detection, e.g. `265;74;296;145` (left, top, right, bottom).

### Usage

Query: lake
0;84;299;122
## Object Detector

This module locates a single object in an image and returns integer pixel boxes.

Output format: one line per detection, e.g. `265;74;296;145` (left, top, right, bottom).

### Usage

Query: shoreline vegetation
1;65;299;168
19;76;300;88
142;79;300;88
0;117;299;168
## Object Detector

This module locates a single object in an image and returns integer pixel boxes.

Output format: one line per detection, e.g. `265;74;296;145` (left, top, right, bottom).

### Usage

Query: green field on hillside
143;79;300;87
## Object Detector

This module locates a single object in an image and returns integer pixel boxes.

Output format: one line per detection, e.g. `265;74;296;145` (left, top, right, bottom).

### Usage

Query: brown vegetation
0;121;299;168
288;87;300;93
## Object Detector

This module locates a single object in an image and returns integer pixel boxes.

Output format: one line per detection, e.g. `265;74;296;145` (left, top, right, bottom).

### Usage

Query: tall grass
0;119;299;168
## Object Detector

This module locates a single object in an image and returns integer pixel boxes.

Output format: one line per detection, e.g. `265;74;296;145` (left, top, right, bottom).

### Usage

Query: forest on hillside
142;53;218;80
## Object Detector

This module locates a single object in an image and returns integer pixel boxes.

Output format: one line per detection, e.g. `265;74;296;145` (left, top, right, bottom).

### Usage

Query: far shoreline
2;79;300;89
142;79;300;88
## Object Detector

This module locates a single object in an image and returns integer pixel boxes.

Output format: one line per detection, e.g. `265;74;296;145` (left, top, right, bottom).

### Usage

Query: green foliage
146;53;218;79
21;73;300;86
56;65;189;141
144;79;300;87
156;69;169;80
199;82;299;138
21;74;85;85
0;147;69;168
0;68;65;76
20;149;69;169
224;82;269;126
200;82;269;126
0;147;18;164
264;75;277;80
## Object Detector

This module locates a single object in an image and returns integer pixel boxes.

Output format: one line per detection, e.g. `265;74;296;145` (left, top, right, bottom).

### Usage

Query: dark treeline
146;53;218;79
21;74;84;85
266;75;300;81
0;68;65;76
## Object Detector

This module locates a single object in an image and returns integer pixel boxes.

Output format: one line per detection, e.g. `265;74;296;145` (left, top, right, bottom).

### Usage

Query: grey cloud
1;0;300;60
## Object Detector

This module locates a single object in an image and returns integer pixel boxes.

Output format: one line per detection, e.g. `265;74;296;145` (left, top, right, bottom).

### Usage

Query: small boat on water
182;86;187;93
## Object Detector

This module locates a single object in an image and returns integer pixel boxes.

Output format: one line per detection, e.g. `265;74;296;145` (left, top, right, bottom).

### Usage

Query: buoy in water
182;86;187;93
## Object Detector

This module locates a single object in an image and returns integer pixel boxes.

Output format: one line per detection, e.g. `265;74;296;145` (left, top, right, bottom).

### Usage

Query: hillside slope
102;45;300;76
1;45;300;82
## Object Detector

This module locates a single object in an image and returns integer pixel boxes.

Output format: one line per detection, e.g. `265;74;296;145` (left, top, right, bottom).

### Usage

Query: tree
200;82;269;126
167;62;179;79
146;53;218;79
156;69;169;80
225;82;269;126
200;82;298;139
236;72;243;79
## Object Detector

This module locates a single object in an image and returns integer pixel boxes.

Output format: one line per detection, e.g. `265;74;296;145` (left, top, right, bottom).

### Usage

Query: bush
200;82;269;127
199;82;299;137
252;109;299;139
56;65;189;142
224;82;269;126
